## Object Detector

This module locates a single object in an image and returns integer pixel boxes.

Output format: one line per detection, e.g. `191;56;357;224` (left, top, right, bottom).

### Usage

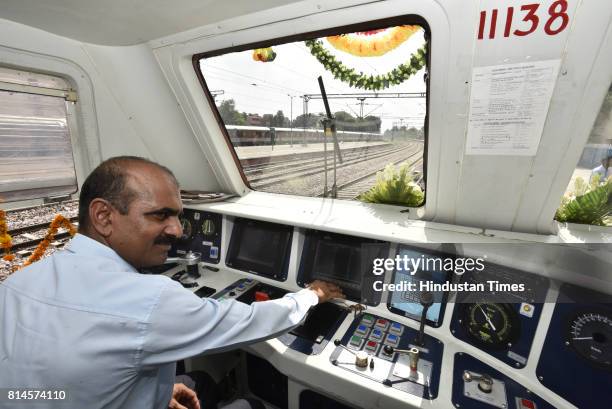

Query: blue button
355;325;368;336
386;334;399;345
389;322;404;335
371;329;383;339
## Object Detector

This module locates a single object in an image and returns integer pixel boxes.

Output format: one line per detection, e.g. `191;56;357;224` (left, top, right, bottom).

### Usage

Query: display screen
298;230;388;303
226;218;293;281
388;247;450;327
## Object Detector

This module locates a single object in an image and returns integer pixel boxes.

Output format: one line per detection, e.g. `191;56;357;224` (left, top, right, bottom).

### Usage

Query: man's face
107;164;183;268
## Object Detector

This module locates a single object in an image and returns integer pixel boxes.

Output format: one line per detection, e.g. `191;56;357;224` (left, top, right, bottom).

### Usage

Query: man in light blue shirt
0;156;343;409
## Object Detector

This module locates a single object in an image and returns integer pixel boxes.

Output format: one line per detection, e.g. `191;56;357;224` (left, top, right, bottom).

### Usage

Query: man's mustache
154;235;177;246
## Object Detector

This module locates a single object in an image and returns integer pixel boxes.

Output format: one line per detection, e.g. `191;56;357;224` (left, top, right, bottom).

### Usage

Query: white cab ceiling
0;0;302;45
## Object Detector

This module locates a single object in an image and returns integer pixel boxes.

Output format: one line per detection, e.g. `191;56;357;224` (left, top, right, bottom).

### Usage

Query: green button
350;335;362;346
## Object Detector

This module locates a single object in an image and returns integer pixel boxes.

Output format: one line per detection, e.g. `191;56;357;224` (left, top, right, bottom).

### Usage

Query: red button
521;399;535;409
367;341;377;348
254;291;270;302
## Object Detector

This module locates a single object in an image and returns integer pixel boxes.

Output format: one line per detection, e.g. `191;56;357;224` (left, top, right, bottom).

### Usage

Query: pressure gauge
461;303;520;349
567;311;612;370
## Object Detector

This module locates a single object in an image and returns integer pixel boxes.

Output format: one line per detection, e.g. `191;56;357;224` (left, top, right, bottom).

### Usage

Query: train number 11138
478;0;570;40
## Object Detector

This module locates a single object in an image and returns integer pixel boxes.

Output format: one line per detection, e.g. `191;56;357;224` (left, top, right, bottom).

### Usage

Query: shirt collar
64;233;138;273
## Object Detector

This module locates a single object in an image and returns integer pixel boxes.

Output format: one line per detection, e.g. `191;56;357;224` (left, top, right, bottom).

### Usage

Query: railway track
1;201;79;279
252;143;419;190
242;143;392;174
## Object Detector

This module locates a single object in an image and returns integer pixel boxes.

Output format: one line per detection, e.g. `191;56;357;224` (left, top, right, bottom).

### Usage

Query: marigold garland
0;208;13;261
305;39;427;91
22;214;77;268
327;26;421;57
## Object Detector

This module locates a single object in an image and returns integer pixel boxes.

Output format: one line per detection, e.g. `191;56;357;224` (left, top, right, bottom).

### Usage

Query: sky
199;28;427;132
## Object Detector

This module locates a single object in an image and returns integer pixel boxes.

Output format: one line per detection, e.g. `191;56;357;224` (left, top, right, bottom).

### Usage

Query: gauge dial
461;303;520;349
202;219;215;236
567;311;612;370
180;218;192;239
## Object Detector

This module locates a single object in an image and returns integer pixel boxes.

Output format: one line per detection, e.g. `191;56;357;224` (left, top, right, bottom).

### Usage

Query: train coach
226;125;385;146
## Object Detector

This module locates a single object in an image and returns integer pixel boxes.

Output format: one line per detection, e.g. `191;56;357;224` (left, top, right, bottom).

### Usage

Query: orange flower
327;25;421;57
21;214;77;268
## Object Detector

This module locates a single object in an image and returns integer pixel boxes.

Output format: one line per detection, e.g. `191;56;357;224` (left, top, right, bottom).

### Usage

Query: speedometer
567;311;612;370
460;303;520;349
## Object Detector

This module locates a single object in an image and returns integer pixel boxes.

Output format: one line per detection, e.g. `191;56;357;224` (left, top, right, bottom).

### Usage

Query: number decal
544;0;569;35
514;4;540;36
478;1;570;40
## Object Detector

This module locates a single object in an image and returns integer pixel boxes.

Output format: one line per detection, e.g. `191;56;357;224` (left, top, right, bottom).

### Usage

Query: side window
196;18;428;208
557;84;612;226
0;67;78;202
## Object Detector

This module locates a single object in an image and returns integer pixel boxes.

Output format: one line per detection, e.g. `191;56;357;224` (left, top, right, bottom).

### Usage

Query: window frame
192;14;431;206
0;67;79;203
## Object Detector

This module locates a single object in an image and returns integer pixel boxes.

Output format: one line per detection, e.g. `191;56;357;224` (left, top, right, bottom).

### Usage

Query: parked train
225;125;384;146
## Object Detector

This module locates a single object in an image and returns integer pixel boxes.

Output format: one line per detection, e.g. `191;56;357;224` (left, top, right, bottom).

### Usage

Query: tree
273;110;287;127
262;114;274;127
217;99;246;125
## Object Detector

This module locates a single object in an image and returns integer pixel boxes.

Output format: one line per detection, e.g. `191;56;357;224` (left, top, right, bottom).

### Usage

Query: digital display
311;241;362;285
388;247;450;327
226;218;293;281
298;230;388;303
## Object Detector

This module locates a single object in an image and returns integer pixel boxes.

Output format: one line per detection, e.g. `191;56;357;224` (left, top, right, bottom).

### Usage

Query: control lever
383;346;420;376
416;291;433;346
165;251;202;279
463;370;493;393
333;339;369;368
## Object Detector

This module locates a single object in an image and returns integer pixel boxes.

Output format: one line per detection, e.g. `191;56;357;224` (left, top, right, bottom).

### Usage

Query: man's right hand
306;280;345;303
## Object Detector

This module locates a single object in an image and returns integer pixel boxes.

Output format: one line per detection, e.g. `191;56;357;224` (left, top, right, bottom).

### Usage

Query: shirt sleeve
140;280;319;367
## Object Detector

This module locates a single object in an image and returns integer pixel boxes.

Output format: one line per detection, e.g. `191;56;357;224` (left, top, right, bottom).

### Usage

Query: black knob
420;291;434;307
334;339;341;346
383;345;394;355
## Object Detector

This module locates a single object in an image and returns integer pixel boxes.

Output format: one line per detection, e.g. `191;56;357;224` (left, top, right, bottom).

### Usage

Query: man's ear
88;199;114;237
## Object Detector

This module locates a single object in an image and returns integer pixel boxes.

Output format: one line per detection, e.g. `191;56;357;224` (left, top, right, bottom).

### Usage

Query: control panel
453;353;554;409
215;279;348;355
330;313;443;399
171;209;222;263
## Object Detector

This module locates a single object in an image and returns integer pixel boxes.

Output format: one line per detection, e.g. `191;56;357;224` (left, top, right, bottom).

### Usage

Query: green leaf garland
305;39;427;91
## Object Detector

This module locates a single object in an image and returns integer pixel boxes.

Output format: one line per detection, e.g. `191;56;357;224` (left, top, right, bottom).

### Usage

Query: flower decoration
252;47;277;62
327;26;421;57
22;214;77;267
305;39;426;91
0;208;13;261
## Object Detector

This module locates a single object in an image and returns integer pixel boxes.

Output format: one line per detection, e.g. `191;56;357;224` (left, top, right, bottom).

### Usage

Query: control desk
158;210;612;409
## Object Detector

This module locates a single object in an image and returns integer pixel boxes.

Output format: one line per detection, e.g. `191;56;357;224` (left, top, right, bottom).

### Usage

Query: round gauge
461;303;520;349
201;219;215;236
567;311;612;370
180;218;192;239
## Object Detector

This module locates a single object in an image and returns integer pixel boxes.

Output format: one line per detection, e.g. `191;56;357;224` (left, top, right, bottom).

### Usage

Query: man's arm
141;280;343;366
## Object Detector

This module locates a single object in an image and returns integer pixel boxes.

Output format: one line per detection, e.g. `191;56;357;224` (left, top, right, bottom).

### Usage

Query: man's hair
78;156;178;230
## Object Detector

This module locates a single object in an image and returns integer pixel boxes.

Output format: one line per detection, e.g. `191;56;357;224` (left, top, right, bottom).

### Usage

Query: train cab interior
0;1;611;408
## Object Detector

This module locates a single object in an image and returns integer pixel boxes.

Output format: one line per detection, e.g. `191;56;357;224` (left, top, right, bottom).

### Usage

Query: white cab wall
0;18;220;192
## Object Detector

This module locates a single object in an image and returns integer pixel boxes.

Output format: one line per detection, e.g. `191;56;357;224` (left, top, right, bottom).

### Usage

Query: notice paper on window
465;60;560;156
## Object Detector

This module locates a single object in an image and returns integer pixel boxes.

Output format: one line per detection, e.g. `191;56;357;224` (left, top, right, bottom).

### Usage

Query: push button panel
345;313;409;361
